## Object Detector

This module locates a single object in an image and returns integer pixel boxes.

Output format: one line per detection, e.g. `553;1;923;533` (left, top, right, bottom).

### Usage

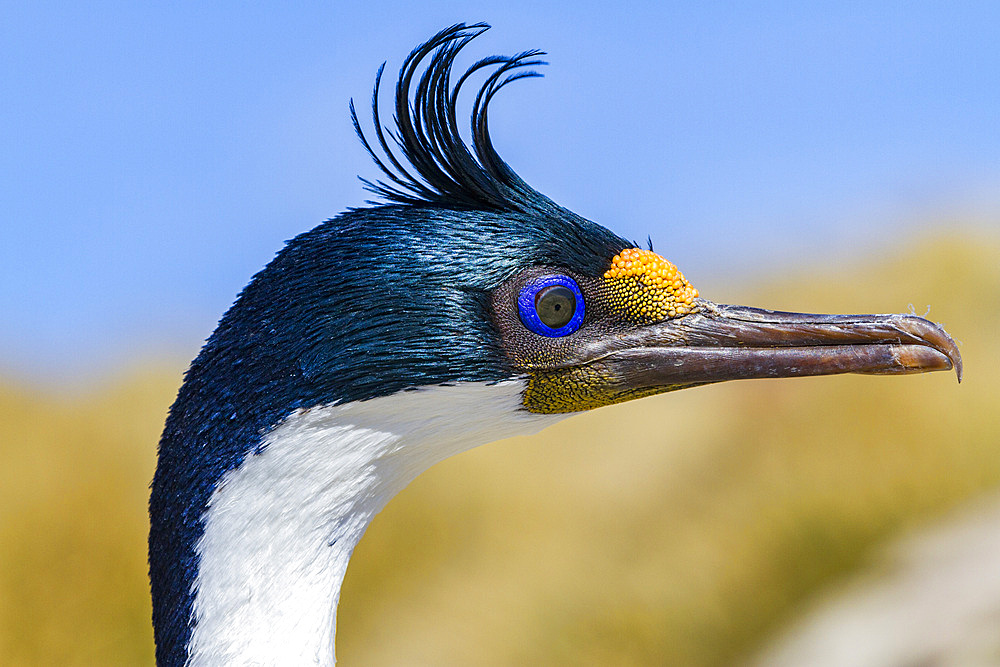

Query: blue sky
3;2;999;382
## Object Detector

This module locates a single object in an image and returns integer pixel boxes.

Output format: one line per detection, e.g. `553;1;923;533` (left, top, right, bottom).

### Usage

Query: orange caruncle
602;248;699;321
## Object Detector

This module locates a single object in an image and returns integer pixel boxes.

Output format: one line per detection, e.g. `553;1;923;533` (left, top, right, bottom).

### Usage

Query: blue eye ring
517;274;586;337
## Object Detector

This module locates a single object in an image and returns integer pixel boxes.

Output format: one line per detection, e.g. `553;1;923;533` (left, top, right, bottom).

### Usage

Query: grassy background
1;230;996;665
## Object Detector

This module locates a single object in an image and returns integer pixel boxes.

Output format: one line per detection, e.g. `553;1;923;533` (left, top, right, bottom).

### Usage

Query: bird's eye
517;275;585;337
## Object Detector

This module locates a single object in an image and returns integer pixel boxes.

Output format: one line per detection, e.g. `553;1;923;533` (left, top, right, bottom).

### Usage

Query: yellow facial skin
523;364;665;413
602;248;699;322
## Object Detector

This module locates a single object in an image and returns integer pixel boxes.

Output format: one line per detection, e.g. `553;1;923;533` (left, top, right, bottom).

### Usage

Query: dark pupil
535;285;576;329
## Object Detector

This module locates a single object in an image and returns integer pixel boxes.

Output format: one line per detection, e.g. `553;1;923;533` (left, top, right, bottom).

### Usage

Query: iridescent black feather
151;26;633;665
351;23;555;213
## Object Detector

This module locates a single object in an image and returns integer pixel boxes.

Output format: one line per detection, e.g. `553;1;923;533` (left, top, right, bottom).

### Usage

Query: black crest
351;23;555;213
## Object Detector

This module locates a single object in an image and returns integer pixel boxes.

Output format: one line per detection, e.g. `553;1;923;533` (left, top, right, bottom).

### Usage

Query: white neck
187;381;563;666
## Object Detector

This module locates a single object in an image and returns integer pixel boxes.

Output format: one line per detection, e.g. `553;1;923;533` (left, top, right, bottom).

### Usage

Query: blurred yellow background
1;229;996;665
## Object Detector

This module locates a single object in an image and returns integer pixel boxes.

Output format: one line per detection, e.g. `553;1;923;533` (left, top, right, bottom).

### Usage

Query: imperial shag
149;24;962;666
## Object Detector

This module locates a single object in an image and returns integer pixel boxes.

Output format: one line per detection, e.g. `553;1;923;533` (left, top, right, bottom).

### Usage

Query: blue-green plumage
150;204;628;663
150;24;627;663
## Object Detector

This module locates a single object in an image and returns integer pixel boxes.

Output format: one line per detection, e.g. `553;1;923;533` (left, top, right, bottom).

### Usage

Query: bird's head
321;22;961;418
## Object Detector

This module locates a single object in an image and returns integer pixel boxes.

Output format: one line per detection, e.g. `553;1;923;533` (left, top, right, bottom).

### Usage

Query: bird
148;23;962;666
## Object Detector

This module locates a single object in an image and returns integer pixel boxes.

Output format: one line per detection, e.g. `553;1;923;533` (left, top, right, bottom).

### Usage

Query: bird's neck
185;381;562;666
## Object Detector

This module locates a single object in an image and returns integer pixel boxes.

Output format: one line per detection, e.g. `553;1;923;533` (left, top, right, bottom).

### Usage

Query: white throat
187;381;563;666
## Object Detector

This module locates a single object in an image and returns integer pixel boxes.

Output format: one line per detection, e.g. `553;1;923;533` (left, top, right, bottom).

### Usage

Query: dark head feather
350;23;556;214
150;27;634;664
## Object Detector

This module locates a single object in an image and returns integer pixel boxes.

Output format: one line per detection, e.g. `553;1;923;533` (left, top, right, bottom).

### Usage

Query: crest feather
351;23;555;213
